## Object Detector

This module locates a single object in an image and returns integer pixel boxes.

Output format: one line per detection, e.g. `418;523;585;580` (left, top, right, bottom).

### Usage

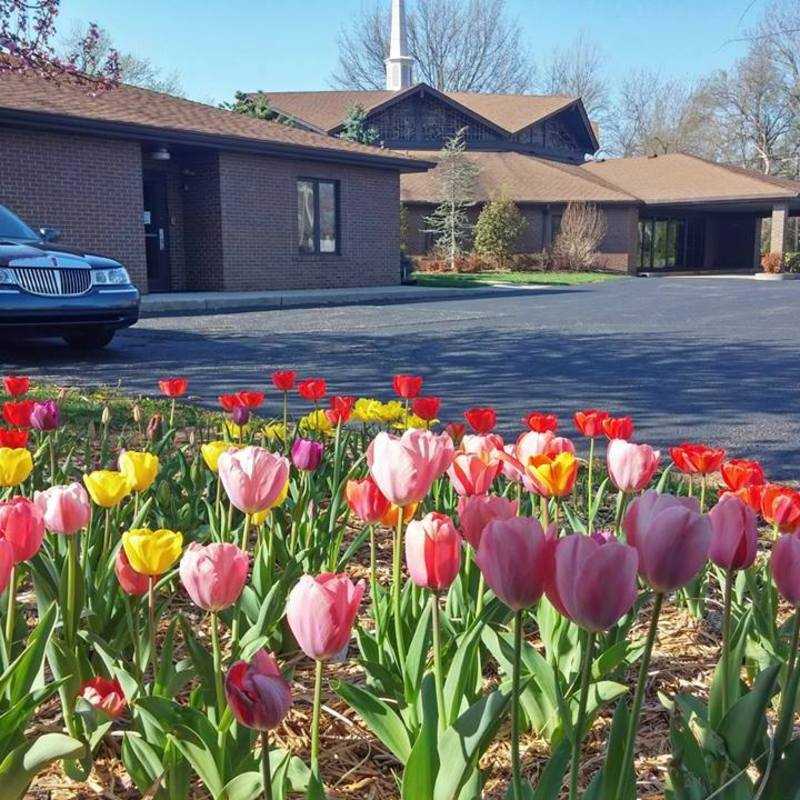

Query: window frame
297;178;340;256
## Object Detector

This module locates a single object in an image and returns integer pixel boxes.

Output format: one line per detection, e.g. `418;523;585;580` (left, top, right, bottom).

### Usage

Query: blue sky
59;0;758;104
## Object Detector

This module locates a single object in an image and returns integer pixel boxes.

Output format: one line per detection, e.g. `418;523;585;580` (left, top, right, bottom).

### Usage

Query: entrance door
143;173;171;292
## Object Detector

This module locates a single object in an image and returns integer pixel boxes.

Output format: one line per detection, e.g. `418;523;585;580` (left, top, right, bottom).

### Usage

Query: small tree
551;202;607;271
423;127;479;270
339;104;379;145
473;193;527;269
220;91;296;127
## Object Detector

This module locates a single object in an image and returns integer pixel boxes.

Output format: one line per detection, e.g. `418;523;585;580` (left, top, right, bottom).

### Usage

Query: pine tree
423;128;479;270
474;193;527;269
339;104;380;145
220;92;296;127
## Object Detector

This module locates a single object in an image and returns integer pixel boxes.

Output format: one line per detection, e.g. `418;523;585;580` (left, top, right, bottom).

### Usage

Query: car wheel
63;327;115;350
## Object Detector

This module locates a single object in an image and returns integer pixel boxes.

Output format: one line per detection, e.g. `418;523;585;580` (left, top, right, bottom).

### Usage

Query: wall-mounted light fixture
151;146;171;161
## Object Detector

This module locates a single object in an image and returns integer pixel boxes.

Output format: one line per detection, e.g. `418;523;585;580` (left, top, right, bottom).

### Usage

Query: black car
0;204;140;349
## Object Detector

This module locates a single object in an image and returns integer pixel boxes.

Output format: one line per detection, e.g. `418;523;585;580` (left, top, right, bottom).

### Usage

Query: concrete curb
139;283;554;318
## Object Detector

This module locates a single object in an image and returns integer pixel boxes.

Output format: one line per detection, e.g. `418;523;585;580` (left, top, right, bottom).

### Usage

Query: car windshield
0;205;37;241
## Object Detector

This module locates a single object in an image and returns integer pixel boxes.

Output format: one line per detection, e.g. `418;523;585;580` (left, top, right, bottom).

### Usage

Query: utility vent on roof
647;153;659;159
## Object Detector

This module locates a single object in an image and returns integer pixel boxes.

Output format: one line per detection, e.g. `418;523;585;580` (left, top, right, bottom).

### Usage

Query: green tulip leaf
0;733;84;800
402;674;439;800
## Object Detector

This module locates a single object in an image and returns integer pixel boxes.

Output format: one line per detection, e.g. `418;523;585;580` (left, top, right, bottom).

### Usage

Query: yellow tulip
352;398;383;424
299;410;333;436
119;450;160;493
201;440;237;473
121;528;183;576
525;452;579;498
249;475;290;524
378;401;405;423
83;470;131;508
0;447;33;487
263;422;288;444
395;413;436;430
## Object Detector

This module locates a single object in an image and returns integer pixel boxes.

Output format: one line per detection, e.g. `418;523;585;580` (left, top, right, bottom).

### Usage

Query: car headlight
0;268;16;285
91;267;131;287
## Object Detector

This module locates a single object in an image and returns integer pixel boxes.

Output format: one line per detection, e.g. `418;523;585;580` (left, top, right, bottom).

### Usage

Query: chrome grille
13;267;91;297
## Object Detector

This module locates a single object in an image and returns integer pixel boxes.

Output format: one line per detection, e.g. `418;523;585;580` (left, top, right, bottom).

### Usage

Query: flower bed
0;375;798;800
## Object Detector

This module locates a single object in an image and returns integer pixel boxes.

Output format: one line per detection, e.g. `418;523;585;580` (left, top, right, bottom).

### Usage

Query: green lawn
411;270;622;288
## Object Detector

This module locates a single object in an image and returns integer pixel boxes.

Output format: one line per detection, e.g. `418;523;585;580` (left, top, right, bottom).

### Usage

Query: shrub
761;251;784;273
551;202;607;271
473;194;528;269
784;251;800;273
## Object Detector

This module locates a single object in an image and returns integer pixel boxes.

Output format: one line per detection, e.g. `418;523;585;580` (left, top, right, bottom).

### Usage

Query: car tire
63;327;115;350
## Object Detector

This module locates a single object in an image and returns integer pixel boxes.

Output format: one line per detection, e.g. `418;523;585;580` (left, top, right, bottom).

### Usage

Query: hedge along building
257;0;800;274
0;66;430;295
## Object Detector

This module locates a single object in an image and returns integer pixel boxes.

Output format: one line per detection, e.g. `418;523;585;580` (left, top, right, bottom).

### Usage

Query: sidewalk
139;282;548;318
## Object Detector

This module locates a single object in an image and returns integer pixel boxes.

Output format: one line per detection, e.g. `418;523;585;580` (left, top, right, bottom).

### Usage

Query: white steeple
385;0;413;91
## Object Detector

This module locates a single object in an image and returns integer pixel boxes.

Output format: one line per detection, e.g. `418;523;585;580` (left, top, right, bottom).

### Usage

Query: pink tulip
515;430;555;465
461;433;504;458
475;516;549;610
447;452;501;497
286;573;365;661
180;542;249;612
367;429;454;507
606;440;661;493
501;443;522;481
218;446;290;514
0;497;45;563
457;494;518;549
548;436;576;455
623;490;711;593
115;548;149;596
546;534;639;631
0;538;13;594
225;649;292;730
708;494;758;571
772;534;800;604
34;483;91;536
405;512;462;591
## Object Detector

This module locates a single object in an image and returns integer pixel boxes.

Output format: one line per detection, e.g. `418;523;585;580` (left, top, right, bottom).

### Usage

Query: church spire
385;0;413;91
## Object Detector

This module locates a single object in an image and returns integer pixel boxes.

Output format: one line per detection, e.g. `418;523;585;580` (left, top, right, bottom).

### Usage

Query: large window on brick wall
298;179;339;254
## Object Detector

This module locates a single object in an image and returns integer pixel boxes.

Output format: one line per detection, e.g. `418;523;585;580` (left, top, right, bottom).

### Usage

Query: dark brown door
143;173;171;292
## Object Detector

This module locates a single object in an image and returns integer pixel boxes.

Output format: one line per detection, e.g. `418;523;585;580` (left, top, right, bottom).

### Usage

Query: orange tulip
380;501;418;528
522;451;579;498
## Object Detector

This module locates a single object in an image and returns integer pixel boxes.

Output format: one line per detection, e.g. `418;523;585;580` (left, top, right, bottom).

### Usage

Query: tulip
392;373;423;399
0;447;33;487
226;649;292;730
606;439;661;493
760;484;800;533
670;443;727;475
0;496;45;563
464;406;497;434
286;573;365;778
29;400;60;431
158;377;188;397
115;548;149;596
218;446;290;515
601;415;633;441
379;500;418;528
2;400;33;429
461;433;504;457
346;476;391;525
521;411;558;432
549;435;576;455
734;483;764;512
119;450;160;493
219;394;242;412
515;430;554;465
83;470;131;508
447;451;501;496
271;370;296;392
291;438;324;471
0;539;13;595
201;440;237;473
297;378;327;403
79;677;126;719
0;429;27;449
457;493;518;550
236;391;265;409
721;458;764;492
121;528;183;577
405;512;461;592
34;483;91;535
146;414;163;441
445;421;465;445
521;452;579;499
180;542;249;612
3;375;30;398
231;405;251;427
573;409;610;437
324;395;354;426
411;395;440;422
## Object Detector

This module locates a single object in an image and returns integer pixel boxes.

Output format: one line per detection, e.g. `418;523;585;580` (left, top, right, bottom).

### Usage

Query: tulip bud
772;534;800;604
57;387;68;401
79;677;127;719
405;512;461;592
708;494;758;571
132;403;142;424
101;406;111;426
291;438;324;472
231;405;250;427
147;414;163;441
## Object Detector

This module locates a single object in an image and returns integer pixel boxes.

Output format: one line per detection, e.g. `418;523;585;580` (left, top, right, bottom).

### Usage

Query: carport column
770;202;789;259
753;218;762;269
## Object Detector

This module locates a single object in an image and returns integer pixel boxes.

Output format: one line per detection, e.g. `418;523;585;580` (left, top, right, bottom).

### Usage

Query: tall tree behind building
333;0;534;92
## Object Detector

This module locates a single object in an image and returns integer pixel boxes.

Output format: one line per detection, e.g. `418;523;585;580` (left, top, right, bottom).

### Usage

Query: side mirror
39;226;62;243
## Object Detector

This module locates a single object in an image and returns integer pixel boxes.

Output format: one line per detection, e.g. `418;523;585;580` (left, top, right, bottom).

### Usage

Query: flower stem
210;612;226;726
4;565;15;654
774;608;800;752
511;609;524;800
261;730;273;800
569;631;596;800
615;593;663;799
431;592;447;730
311;658;324;780
369;526;379;627
66;535;79;652
720;569;734;716
148;576;158;693
393;510;407;664
102;507;112;561
586;437;595;527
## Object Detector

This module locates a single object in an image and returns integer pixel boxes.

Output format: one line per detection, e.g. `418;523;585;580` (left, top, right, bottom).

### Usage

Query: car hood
0;240;122;269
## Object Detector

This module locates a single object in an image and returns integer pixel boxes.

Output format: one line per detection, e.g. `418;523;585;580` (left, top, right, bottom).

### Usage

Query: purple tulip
231;405;250;426
708;494;758;571
30;400;60;431
291;438;324;472
772;534;800;605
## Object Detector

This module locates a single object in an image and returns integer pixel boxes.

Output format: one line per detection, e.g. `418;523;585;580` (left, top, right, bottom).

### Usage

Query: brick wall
0;127;147;287
217;153;401;291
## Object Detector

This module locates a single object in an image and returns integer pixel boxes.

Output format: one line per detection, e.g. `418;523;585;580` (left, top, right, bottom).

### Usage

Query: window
297;179;339;254
638;217;696;269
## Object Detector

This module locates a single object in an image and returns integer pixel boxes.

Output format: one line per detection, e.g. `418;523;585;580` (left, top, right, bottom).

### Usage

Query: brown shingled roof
583;153;800;204
0;70;429;170
400;150;638;204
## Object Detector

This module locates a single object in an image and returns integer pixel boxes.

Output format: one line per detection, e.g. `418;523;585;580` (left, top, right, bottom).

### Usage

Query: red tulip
3;376;30;398
326;395;355;425
760;484;800;533
345;477;391;525
115;548;149;596
573;409;610;438
669;443;726;475
457;493;518;550
286;573;365;661
0;497;44;563
445;422;465;445
297;378;327;403
623;490;711;593
464;406;497;434
271;370;296;392
447;451;501;496
2;401;33;429
412;396;441;421
0;429;28;448
546;533;639;631
225;650;292;730
602;416;634;441
158;378;188;398
79;677;126;719
521;411;558;433
475;516;549;610
405;512;462;592
721;459;764;492
771;534;800;604
218;394;243;412
236;391;265;409
606;440;660;492
392;374;423;399
708;494;758;571
0;539;12;594
734;483;764;512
